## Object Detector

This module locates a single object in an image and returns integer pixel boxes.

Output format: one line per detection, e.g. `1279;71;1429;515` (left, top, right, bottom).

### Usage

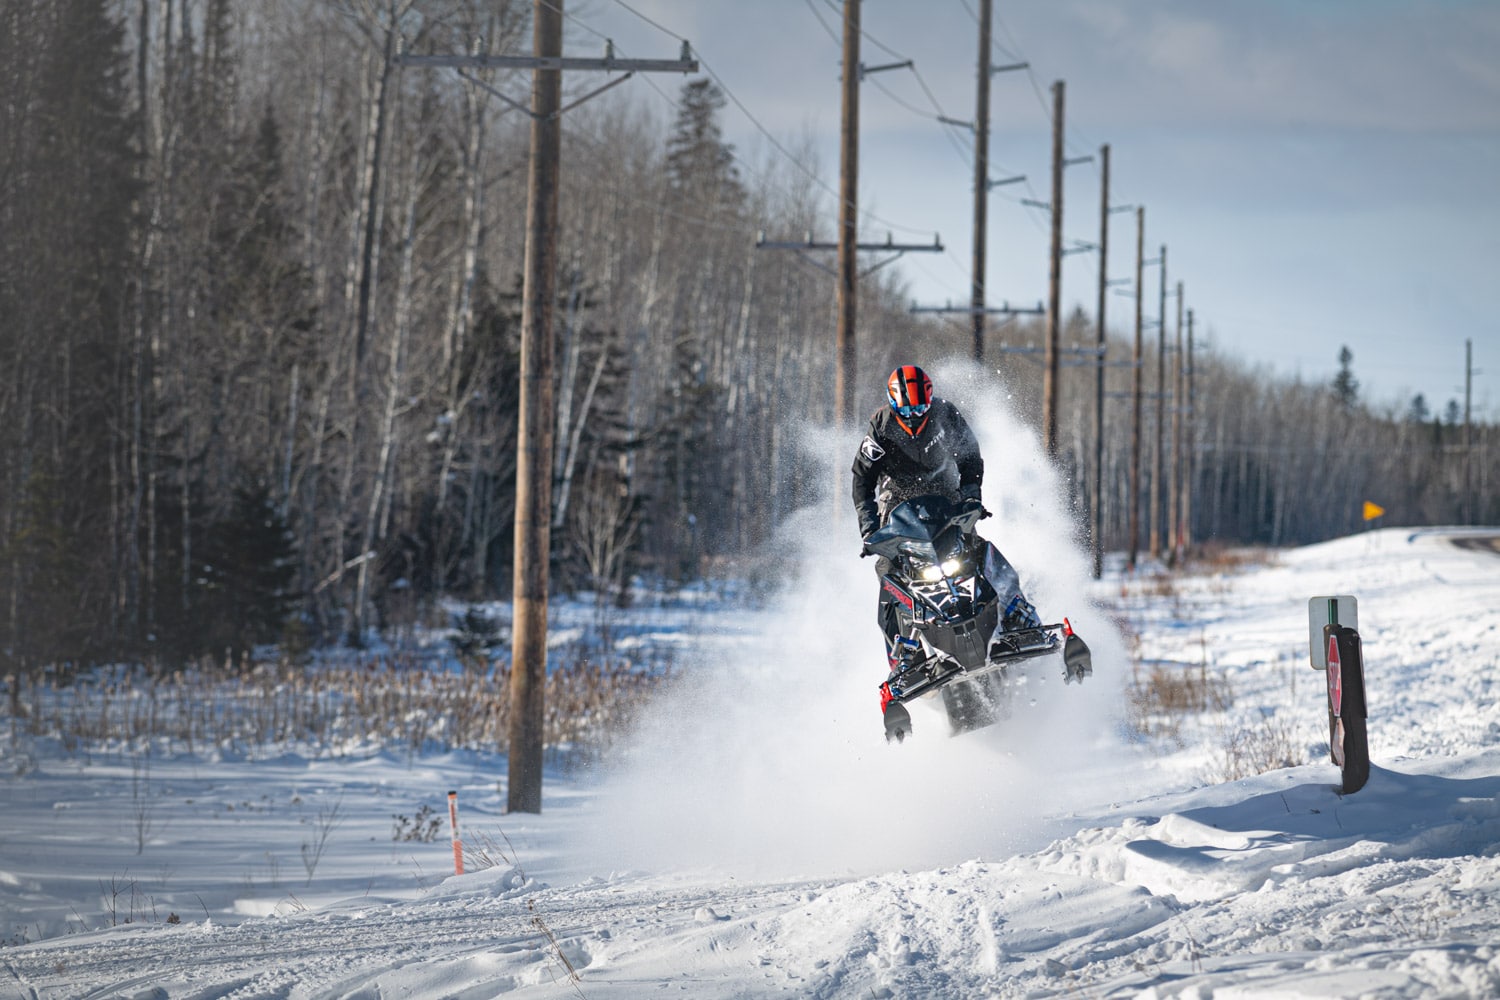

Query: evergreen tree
1332;346;1359;407
206;482;302;660
1406;393;1429;423
0;468;92;671
665;78;743;213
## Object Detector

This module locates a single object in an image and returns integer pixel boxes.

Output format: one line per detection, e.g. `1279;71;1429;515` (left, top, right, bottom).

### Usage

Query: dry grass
1134;572;1181;600
1187;541;1277;575
1127;659;1234;745
1212;714;1303;783
1127;652;1305;781
4;646;670;761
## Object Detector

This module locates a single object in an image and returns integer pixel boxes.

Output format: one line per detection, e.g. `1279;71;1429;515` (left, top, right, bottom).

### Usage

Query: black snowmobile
864;494;1093;742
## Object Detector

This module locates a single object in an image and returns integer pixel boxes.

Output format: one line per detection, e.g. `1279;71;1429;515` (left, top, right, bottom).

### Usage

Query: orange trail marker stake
448;789;463;875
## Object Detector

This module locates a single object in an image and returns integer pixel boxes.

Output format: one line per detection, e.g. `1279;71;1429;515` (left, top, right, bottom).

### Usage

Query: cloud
1018;1;1500;133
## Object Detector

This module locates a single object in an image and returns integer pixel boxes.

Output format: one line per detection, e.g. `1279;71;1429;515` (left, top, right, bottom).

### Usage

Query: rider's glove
961;497;991;520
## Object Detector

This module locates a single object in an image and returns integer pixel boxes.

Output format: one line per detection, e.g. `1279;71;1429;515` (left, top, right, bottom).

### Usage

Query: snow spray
577;358;1137;879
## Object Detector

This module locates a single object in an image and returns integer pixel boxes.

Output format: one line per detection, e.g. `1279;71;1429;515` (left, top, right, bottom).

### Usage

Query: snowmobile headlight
920;558;962;581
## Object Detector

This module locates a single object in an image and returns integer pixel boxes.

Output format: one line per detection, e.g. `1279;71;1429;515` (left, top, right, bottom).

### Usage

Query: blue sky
567;0;1498;415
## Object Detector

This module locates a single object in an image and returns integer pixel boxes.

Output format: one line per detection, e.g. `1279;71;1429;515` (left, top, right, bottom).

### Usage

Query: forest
2;0;1493;670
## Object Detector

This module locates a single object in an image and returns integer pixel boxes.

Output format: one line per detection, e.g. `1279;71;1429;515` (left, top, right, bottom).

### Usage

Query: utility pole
400;1;695;815
766;2;939;420
1042;80;1065;456
1128;207;1144;572
1182;308;1195;554
1464;337;1474;524
918;1;1025;359
970;0;991;364
837;0;861;425
962;2;1030;362
1150;244;1166;560
1169;279;1184;565
1091;144;1110;579
509;0;563;818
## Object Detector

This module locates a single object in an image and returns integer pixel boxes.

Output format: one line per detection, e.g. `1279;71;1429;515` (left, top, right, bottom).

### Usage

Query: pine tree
1406;393;1429;423
1332;346;1359;408
665;78;743;214
207;482;302;660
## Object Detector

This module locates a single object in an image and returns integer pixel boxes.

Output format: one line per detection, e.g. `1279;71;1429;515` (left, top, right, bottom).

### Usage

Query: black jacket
851;398;983;539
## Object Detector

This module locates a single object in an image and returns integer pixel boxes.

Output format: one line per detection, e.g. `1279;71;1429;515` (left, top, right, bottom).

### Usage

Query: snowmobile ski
883;700;913;743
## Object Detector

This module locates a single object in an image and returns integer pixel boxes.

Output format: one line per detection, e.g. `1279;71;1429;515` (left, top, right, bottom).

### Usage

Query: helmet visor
894;401;930;420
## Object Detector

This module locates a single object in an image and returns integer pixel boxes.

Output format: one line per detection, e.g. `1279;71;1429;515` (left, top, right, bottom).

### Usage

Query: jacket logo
860;436;884;462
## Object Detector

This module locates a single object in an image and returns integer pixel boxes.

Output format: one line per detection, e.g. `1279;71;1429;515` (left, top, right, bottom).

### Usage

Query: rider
852;365;986;673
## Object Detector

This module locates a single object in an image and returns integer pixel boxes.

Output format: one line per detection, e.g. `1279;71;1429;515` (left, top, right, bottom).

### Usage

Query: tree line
2;0;1491;671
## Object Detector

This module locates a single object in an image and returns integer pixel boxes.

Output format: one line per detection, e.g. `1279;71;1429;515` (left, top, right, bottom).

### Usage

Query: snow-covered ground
5;527;1497;998
4;390;1499;997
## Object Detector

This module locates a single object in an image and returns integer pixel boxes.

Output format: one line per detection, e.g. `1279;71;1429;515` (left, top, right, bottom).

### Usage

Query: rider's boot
1002;593;1042;632
877;601;920;742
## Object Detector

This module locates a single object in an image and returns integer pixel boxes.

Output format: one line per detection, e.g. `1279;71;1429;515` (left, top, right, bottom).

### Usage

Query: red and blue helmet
887;365;933;434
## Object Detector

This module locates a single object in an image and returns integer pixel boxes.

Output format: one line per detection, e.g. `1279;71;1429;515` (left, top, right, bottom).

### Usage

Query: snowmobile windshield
865;495;974;564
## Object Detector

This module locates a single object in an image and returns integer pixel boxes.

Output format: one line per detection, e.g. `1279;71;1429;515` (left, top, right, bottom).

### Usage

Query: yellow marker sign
1362;501;1385;521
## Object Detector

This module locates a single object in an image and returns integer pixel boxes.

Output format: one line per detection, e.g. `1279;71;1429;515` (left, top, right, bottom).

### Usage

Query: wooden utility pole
1464;338;1474;524
508;0;564;816
1128;206;1144;571
1182;308;1196;553
1042;80;1065;456
400;3;695;815
764;10;940;379
970;0;991;364
1091;144;1110;579
836;0;861;425
910;5;1022;358
1150;244;1166;560
1169;279;1184;564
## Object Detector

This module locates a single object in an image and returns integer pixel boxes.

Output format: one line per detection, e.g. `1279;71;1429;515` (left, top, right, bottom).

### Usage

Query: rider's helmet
887;365;933;435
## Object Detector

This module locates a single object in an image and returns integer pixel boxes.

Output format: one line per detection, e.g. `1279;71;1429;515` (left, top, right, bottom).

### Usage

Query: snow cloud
576;360;1137;879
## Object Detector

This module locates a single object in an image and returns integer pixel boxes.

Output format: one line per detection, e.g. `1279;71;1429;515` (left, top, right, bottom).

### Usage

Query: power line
865;74;974;168
986;6;1120;188
457;3;833;262
956;0;1022;63
815;0;902;63
664;13;945;239
545;0;934;238
801;0;841;45
804;0;985;181
590;1;1135;319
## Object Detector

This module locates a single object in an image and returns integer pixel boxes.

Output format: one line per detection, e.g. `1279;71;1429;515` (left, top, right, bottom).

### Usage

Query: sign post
1308;596;1369;794
448;790;464;875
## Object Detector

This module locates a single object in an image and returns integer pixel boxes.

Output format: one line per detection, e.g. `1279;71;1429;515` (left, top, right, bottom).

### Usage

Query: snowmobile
863;494;1093;742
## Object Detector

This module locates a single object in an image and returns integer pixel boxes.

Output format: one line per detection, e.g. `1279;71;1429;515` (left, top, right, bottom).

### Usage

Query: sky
561;0;1499;417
